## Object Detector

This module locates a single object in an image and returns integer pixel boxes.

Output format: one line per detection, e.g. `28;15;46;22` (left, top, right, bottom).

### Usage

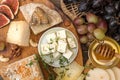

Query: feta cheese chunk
46;33;56;43
41;44;50;55
63;49;73;59
53;52;61;60
49;42;57;53
57;30;66;39
57;39;67;53
67;38;76;48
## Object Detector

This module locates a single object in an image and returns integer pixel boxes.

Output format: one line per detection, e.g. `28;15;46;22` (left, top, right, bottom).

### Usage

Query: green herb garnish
59;56;69;67
26;61;34;67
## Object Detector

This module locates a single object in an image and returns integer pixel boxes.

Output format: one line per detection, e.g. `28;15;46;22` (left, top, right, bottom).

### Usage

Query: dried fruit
1;0;19;15
0;4;14;19
0;13;10;28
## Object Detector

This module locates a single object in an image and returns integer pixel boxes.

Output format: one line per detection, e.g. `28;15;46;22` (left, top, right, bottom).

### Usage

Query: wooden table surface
0;0;83;79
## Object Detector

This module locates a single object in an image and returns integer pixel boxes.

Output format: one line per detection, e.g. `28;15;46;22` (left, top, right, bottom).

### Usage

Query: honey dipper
95;43;120;59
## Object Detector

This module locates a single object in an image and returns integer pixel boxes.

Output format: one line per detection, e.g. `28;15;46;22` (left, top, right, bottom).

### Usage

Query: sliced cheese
56;30;66;39
67;37;76;48
57;39;67;53
46;32;56;43
6;21;30;46
63;49;73;60
41;44;50;55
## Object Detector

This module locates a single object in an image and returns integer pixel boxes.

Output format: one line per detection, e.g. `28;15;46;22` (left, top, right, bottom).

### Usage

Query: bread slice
86;68;110;80
106;69;116;80
6;21;30;46
112;67;120;80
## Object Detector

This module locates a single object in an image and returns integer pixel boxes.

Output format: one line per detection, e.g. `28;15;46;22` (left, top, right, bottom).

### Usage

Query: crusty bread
20;3;63;35
6;21;30;46
0;55;44;80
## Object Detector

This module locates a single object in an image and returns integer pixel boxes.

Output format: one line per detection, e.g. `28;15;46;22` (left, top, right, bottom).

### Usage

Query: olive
114;1;120;11
105;5;116;15
79;0;88;12
104;15;112;20
92;0;103;8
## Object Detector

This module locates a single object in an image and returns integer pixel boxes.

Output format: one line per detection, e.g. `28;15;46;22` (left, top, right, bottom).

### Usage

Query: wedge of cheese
6;21;30;46
54;61;84;80
0;55;44;80
20;3;62;35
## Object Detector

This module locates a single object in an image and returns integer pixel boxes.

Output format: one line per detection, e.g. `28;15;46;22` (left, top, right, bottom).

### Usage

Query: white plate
38;27;78;67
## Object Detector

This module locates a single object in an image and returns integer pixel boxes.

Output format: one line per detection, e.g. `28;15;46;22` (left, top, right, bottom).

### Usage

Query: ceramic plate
38;27;78;67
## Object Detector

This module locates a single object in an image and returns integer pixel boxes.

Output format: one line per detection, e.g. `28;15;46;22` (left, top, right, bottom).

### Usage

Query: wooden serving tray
0;0;83;79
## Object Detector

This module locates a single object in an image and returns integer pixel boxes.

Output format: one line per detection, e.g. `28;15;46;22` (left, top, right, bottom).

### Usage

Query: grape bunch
78;0;120;44
63;0;120;44
73;13;107;45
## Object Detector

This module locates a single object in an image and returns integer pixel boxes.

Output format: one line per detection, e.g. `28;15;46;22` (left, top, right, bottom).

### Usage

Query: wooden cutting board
0;0;83;79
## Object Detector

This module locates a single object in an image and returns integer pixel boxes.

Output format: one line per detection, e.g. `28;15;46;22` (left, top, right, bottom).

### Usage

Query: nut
0;55;9;62
10;44;22;59
29;39;38;47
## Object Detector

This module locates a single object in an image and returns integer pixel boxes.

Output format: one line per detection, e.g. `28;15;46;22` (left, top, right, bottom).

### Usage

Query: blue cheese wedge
56;30;66;39
46;33;56;43
63;49;73;59
49;42;57;53
53;52;61;60
67;38;76;48
41;44;50;55
57;39;67;53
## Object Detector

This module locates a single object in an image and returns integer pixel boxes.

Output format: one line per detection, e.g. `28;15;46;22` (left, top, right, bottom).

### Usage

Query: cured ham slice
1;0;19;15
0;13;10;28
0;4;14;19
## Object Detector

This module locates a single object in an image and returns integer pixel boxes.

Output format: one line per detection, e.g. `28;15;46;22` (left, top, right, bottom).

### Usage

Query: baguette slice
106;69;116;80
86;68;110;80
112;67;120;80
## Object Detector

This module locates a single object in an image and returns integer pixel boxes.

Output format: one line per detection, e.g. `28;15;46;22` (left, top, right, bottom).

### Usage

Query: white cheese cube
41;44;50;55
49;42;57;53
57;40;67;53
57;30;66;39
67;38;76;48
63;49;73;59
46;33;56;43
53;52;61;60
